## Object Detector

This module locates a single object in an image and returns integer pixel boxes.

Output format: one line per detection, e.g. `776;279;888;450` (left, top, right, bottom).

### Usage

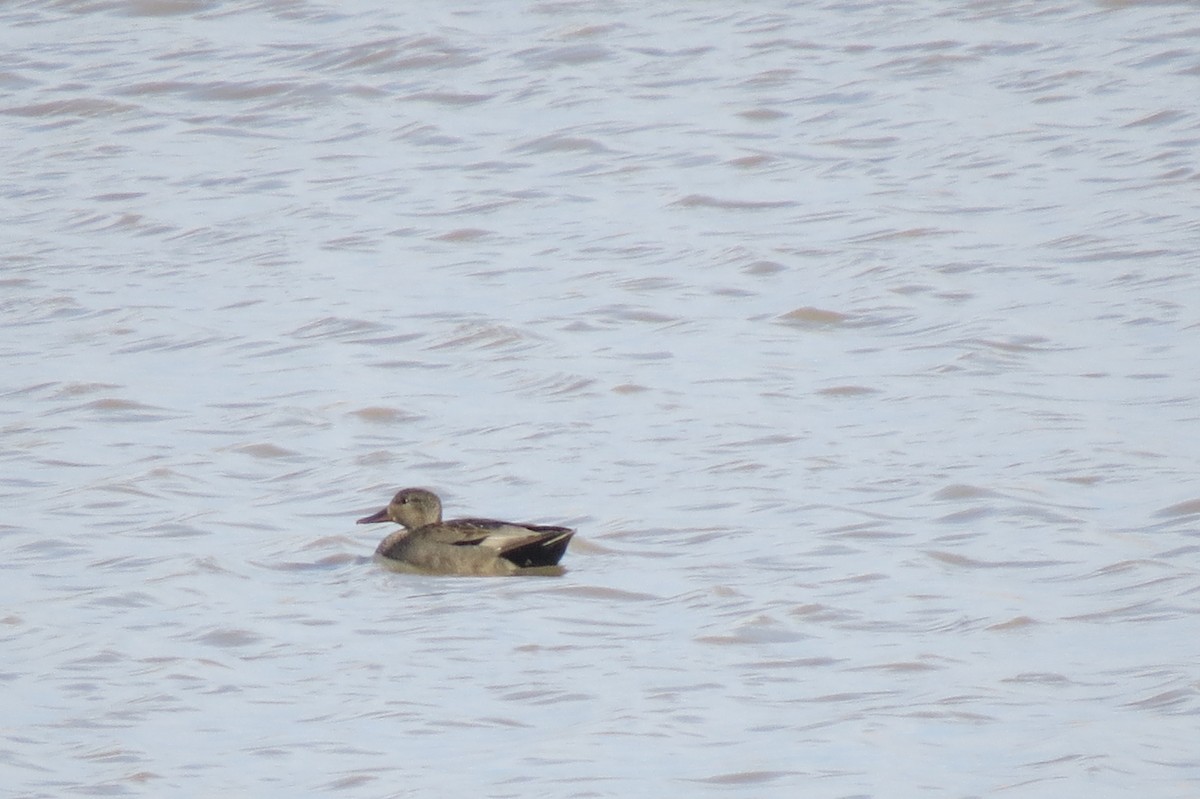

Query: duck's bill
357;507;390;524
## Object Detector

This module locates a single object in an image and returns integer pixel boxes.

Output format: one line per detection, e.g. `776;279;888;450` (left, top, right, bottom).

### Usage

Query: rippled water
4;1;1200;796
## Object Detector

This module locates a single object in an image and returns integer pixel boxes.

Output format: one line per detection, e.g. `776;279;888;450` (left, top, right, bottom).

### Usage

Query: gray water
3;1;1200;796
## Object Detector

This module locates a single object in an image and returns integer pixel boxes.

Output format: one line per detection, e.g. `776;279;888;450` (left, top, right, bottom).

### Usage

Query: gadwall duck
357;487;575;576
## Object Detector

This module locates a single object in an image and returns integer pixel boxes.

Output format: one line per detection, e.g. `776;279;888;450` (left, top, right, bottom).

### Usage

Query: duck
356;487;575;576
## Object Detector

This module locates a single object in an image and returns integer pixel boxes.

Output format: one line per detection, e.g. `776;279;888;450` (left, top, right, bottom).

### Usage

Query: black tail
501;526;575;568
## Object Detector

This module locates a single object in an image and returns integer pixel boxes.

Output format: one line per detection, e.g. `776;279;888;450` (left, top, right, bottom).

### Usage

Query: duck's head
357;487;443;530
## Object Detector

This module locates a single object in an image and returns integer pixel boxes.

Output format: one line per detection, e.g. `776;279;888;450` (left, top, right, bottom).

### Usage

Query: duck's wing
442;518;575;566
438;518;549;549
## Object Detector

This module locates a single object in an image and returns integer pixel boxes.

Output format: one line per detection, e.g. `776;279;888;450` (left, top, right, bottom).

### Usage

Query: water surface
3;1;1200;796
